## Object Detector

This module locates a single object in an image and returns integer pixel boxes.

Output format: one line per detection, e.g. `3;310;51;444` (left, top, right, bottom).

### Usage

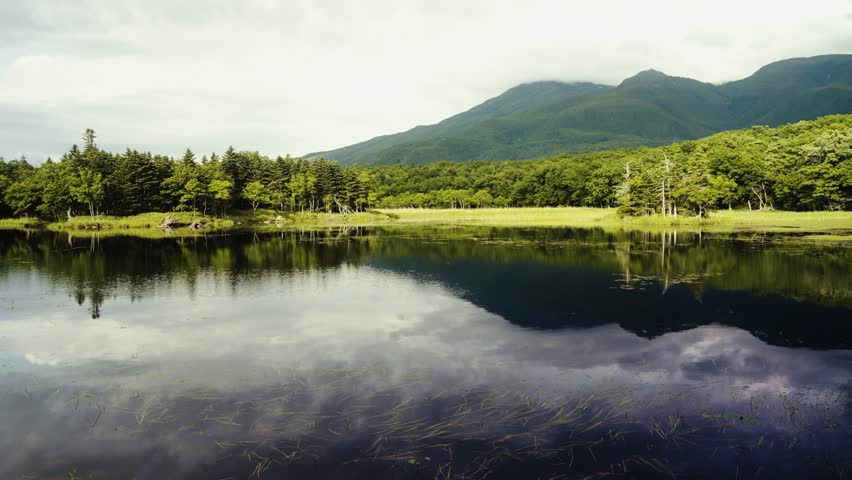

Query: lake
1;227;850;479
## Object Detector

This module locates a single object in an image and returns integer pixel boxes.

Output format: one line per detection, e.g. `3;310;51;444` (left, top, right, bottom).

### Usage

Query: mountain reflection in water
0;227;850;479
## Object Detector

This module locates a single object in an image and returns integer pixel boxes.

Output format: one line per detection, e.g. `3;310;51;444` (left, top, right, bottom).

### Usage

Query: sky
1;0;851;162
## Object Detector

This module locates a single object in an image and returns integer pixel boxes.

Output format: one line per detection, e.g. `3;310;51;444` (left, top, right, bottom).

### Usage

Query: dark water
0;227;850;479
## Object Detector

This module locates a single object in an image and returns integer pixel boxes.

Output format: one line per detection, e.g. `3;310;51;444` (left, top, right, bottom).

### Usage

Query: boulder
159;215;177;228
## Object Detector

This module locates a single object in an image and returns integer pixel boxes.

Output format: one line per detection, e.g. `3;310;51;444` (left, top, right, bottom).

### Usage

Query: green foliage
208;178;234;216
2;130;371;218
66;466;93;480
1;117;851;223
69;168;105;219
369;115;852;217
242;181;271;212
180;177;207;213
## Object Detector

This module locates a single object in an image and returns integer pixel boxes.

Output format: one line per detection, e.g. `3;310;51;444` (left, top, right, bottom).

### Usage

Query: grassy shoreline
380;207;852;234
1;208;850;238
0;210;396;238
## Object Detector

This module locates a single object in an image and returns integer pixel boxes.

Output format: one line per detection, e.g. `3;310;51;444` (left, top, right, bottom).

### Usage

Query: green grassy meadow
381;207;852;233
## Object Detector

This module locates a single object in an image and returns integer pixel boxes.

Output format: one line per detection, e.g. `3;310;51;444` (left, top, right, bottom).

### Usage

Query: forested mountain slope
308;55;852;165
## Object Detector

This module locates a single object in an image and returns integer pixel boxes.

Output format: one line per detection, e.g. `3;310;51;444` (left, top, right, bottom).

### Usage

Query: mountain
718;55;852;126
306;55;852;165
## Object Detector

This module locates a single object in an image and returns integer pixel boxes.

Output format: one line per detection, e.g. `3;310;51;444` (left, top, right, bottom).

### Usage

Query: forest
0;115;850;221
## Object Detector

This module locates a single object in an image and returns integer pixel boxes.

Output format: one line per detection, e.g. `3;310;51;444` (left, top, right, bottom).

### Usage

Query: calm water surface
0;227;850;479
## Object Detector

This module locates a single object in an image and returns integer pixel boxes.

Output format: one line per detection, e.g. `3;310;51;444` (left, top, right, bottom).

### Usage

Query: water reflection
0;228;850;479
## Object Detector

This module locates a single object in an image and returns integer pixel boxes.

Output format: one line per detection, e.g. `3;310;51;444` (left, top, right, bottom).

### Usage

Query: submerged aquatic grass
31;364;845;479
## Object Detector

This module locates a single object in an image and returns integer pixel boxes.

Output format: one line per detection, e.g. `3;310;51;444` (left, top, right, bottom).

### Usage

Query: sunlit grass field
0;218;44;229
50;212;234;229
384;207;618;227
382;207;852;233
710;209;852;231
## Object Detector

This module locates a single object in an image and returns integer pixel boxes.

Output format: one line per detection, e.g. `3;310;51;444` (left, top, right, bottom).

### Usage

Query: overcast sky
2;0;851;162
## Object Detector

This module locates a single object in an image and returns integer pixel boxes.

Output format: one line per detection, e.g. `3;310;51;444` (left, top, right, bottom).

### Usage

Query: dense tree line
369;115;852;216
0;129;370;220
1;116;850;220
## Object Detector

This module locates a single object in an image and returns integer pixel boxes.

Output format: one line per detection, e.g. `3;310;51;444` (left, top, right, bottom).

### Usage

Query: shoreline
1;208;851;239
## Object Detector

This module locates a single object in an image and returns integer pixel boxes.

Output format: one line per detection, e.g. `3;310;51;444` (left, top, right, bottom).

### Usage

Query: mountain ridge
306;54;852;165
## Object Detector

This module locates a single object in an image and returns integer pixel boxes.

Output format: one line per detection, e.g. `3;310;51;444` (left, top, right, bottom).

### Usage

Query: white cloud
0;0;850;161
